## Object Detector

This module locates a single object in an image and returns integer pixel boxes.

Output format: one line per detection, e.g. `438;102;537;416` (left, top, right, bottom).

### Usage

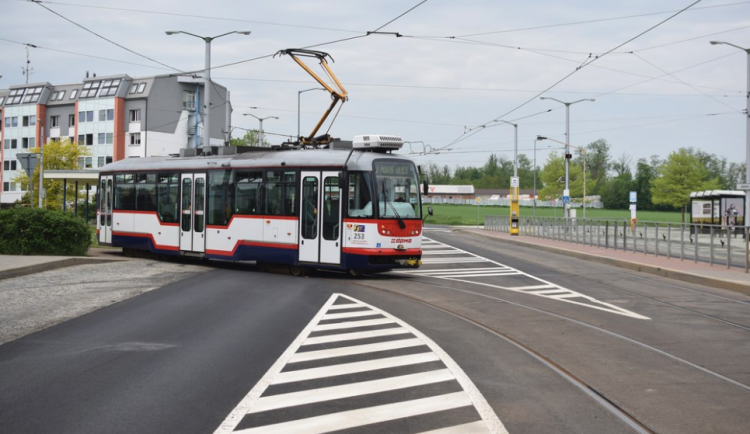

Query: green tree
582;139;611;194
601;172;634;209
651;148;721;222
13;139;91;210
230;129;268;147
634;158;656;211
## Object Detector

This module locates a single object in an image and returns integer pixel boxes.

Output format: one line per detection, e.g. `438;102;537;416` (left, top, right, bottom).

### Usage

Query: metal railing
484;215;750;272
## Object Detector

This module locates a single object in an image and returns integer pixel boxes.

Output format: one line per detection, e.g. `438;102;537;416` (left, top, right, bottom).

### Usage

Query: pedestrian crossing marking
213;293;508;434
396;238;650;320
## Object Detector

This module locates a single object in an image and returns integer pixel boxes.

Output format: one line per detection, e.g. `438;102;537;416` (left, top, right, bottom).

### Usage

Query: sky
1;0;749;173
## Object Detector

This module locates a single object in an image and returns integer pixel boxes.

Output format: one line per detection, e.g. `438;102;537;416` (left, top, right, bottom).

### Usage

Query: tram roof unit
98;148;412;174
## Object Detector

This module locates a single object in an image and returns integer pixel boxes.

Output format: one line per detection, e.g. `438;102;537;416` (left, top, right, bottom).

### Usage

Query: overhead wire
630;52;744;113
431;0;704;153
26;0;362;34
29;0;184;73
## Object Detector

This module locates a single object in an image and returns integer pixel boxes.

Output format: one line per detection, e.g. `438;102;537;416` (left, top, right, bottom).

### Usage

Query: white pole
38;122;44;208
564;104;570;220
745;51;750;228
204;39;211;149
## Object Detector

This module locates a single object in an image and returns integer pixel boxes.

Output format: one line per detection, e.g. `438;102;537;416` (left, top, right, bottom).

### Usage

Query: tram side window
157;172;179;223
208;170;234;225
264;170;297;216
135;173;157;211
347;172;373;218
235;170;263;215
114;174;135;210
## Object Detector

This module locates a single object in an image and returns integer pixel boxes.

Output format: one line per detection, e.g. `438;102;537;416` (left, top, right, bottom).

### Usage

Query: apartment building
0;73;229;204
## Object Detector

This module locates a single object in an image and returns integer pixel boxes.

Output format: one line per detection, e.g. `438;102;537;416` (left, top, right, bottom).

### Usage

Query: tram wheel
256;261;269;272
290;265;305;276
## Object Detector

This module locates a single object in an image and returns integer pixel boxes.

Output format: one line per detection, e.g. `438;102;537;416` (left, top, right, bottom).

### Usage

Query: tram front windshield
374;160;421;219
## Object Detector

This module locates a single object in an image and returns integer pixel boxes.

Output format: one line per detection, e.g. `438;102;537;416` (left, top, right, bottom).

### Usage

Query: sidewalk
0;248;129;281
457;228;750;296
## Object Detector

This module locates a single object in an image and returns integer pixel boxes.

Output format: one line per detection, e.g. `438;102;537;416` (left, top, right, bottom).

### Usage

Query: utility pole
21;46;33;84
539;97;594;220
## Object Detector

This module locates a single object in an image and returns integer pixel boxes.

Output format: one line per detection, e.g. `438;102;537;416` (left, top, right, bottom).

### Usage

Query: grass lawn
423;204;682;226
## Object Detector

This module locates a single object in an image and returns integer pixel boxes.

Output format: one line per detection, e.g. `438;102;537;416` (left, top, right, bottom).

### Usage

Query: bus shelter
689;190;745;228
43;169;99;221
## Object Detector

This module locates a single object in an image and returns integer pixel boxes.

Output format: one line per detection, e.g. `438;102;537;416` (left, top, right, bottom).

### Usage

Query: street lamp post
710;41;750;226
534;136;547;219
496;120;520;235
538;136;587;219
298;88;325;140
166;30;251;150
243;113;279;146
540;97;594;219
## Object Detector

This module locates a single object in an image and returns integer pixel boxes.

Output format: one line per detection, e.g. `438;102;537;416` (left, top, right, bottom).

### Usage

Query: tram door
179;173;207;253
299;171;341;265
99;175;113;244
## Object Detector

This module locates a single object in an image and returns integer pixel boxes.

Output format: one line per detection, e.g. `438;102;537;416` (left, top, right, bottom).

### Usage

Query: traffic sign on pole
629;191;637;203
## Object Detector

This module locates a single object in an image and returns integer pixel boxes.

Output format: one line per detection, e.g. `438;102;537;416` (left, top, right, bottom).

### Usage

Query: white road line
288;338;424;363
423;251;474;255
405;238;650;320
321;310;382;320
416;420;491;434
434;272;522;278
275;352;440;384
327;303;364;310
301;327;411;346
312;317;395;331
406;268;507;274
249;369;456;414
236;392;473;434
214;293;508;434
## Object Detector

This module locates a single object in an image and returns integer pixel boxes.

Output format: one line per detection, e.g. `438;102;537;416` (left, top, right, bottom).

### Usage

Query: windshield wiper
382;180;406;229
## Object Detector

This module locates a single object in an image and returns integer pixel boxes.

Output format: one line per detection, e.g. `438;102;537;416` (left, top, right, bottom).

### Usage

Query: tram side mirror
423;181;429;195
428;206;434;216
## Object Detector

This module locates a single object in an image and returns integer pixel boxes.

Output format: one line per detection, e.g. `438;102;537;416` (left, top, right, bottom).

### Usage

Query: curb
456;229;750;297
0;257;125;281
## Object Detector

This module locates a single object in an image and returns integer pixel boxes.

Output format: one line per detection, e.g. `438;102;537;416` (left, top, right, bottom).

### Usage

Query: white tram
96;135;426;274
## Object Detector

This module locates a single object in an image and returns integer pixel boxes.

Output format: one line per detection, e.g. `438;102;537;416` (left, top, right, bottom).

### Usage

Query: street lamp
710;40;750;226
535;136;547;219
538;136;587;219
298;87;325;140
540;97;594;219
166;30;251;149
243;113;279;146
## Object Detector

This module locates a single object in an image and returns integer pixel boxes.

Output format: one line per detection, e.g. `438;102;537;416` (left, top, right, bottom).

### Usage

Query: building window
57;90;66;100
129;110;141;122
78;134;83;144
21;115;35;127
3;182;9;192
183;92;196;111
107;109;114;121
78;157;85;169
29;137;35;148
3;140;9;149
86;134;93;145
87;111;94;122
99;79;121;97
3;161;18;171
79;81;100;98
7;89;23;105
12;117;18;127
22;138;29;149
51;137;60;143
51;91;59;101
99;110;106;122
23;87;43;103
137;83;146;94
0;97;5;105
130;132;141;145
11;139;17;149
51;116;60;127
98;156;105;167
98;133;105;144
106;132;113;144
23;116;29;127
85;157;93;168
69;114;76;127
70;90;78;99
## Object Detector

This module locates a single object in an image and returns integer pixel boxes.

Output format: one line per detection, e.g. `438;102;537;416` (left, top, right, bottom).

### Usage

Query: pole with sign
510;176;520;235
17;153;40;207
629;191;637;231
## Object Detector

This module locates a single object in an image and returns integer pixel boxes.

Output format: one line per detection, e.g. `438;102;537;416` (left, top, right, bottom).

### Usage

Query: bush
0;207;92;256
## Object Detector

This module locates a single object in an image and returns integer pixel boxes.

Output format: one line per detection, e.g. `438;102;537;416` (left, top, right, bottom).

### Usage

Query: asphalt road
1;228;749;433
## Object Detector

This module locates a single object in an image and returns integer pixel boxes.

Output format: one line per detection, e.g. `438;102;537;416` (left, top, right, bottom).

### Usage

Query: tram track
346;264;750;433
446;233;750;332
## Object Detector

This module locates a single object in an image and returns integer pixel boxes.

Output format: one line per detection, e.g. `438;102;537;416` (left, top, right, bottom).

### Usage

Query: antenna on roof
21;46;33;84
